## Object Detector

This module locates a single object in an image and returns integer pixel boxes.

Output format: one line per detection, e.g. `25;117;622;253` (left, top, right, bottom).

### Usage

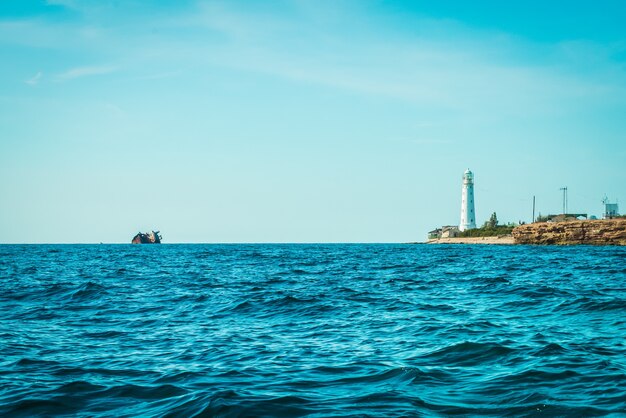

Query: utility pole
532;195;536;223
559;187;568;214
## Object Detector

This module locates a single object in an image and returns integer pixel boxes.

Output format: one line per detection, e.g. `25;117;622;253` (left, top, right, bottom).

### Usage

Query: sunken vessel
131;231;162;244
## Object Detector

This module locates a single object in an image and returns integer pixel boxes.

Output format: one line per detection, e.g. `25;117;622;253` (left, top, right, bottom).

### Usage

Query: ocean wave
69;281;109;301
554;296;626;313
2;244;625;416
417;341;517;367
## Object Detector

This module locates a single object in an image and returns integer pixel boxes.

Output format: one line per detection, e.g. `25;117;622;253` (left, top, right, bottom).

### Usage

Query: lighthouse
459;169;476;231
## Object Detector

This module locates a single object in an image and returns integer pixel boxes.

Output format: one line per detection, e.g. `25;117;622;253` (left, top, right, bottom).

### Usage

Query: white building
459;169;476;231
427;225;459;240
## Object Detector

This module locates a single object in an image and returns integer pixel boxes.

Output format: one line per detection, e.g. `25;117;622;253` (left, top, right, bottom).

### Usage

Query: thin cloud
45;0;79;10
409;138;454;145
56;65;118;81
136;71;182;81
386;136;453;145
102;102;124;116
25;71;43;85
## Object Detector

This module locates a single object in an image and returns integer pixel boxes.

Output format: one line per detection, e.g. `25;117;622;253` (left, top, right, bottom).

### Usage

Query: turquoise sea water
1;244;625;416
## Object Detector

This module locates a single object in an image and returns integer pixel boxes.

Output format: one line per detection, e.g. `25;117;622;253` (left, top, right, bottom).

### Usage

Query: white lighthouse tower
459;169;476;231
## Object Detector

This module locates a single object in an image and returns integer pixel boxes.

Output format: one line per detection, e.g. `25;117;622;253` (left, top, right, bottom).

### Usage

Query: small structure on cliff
603;198;620;219
131;231;162;244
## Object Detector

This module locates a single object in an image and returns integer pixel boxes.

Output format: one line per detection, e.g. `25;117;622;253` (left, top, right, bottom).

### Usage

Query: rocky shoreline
512;219;626;245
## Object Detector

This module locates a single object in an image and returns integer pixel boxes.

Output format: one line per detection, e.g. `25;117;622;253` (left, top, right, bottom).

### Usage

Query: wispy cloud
45;0;75;7
102;102;124;116
5;2;626;115
135;71;182;81
56;65;118;81
388;136;454;146
145;3;618;113
409;138;454;145
25;71;43;85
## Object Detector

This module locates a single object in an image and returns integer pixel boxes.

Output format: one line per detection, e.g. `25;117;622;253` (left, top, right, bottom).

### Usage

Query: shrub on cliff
483;212;499;228
458;224;514;237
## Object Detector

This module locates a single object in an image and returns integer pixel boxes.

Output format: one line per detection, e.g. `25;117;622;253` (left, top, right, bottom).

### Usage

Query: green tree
484;212;498;228
459;211;514;237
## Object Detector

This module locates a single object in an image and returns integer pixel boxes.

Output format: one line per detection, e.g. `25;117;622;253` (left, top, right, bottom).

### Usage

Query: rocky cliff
512;219;626;245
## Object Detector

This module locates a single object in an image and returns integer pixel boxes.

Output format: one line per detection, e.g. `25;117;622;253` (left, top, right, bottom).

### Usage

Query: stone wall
512;219;626;245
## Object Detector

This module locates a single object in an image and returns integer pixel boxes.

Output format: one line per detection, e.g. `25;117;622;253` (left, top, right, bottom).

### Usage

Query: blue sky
1;1;625;243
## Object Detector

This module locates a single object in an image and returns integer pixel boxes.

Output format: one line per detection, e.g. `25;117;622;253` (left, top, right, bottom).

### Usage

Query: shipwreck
131;231;162;244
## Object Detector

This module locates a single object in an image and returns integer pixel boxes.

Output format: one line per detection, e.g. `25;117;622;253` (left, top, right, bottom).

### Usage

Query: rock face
512;219;626;245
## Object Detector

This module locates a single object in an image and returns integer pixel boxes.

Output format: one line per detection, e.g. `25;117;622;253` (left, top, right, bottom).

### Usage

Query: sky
1;0;625;243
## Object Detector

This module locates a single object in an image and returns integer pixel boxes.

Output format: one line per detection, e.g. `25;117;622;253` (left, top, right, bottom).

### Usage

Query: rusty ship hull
131;231;162;244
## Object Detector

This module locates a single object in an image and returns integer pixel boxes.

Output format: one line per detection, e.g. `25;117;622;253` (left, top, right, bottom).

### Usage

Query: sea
1;244;625;417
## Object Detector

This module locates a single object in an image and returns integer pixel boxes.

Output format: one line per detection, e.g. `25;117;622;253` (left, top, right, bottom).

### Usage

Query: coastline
425;219;626;245
427;235;515;245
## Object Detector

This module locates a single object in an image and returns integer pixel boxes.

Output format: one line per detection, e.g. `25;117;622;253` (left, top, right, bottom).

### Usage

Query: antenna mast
559;187;568;214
